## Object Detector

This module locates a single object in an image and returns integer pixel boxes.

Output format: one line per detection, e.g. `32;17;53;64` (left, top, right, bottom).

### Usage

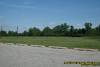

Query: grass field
0;36;100;50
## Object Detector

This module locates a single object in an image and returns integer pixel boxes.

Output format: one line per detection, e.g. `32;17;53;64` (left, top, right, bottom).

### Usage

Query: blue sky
0;0;100;31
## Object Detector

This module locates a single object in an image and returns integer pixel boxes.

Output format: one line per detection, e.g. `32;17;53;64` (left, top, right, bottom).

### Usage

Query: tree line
0;22;100;37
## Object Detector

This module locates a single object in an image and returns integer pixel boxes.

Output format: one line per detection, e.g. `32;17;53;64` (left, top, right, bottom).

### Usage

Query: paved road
0;43;100;67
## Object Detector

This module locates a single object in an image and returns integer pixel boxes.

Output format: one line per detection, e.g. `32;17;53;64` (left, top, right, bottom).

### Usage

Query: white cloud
9;4;35;9
49;22;56;26
23;1;32;5
0;1;35;9
0;16;4;19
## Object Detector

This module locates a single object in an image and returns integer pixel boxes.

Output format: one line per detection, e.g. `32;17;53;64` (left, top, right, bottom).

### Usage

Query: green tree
70;25;74;36
22;31;28;36
84;22;92;35
53;23;69;36
8;31;17;36
42;27;53;36
96;24;100;35
28;27;41;36
0;31;7;36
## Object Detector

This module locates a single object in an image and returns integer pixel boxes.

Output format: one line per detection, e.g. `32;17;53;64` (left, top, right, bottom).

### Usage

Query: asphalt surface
0;43;100;67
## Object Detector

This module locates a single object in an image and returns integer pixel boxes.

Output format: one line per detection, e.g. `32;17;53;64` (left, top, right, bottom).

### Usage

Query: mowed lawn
0;36;100;50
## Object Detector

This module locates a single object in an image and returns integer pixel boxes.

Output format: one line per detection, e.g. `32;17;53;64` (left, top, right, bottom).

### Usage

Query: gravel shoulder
0;43;100;67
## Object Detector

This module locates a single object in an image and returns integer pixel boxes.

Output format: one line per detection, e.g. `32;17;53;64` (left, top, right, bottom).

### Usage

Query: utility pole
0;25;2;37
16;25;18;38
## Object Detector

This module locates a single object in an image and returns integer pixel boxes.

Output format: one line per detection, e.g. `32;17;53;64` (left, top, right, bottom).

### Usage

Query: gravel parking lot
0;43;100;67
